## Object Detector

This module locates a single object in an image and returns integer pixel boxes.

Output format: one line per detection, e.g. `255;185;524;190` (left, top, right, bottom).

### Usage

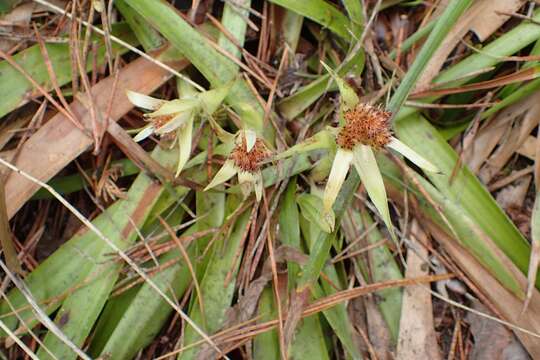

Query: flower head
337;104;392;150
204;130;270;201
126;83;230;176
231;137;270;173
275;63;439;234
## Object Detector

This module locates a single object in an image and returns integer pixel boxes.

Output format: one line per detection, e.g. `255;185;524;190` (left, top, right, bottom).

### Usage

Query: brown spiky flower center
336;104;392;150
151;114;175;130
231;137;270;173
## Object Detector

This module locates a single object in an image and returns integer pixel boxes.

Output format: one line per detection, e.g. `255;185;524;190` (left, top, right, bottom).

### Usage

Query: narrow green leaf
179;208;250;359
218;0;250;60
115;0;163;51
395;7;540;121
297;193;333;233
387;0;472;114
279;178;302;289
268;0;352;39
526;192;540;304
253;288;280;360
299;211;362;359
359;210;402;341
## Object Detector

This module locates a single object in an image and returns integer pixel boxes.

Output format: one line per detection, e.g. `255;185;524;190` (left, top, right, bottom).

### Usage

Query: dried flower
204;130;270;201
337;104;392;150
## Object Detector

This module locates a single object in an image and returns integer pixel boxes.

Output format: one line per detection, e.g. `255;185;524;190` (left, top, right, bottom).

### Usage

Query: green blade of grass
90;227;193;359
218;0;250;60
281;10;304;54
289;312;330;360
0;151;185;334
93;188;225;359
341;0;363;36
268;0;352;40
279;178;302;290
350;210;403;342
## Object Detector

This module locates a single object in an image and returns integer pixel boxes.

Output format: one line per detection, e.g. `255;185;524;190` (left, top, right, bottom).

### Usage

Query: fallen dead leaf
467;299;529;360
396;221;442;360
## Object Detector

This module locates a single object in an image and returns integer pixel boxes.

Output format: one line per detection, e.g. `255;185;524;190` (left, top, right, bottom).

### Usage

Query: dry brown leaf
517;136;536;160
4;56;186;219
480;92;540;183
0;2;35;52
412;66;539;99
396;221;442;360
464;92;539;174
414;0;525;92
365;297;392;360
467;300;529;360
495;176;531;210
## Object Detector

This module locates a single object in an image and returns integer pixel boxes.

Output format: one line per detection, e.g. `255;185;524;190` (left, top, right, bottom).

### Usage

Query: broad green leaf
411;172;525;297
